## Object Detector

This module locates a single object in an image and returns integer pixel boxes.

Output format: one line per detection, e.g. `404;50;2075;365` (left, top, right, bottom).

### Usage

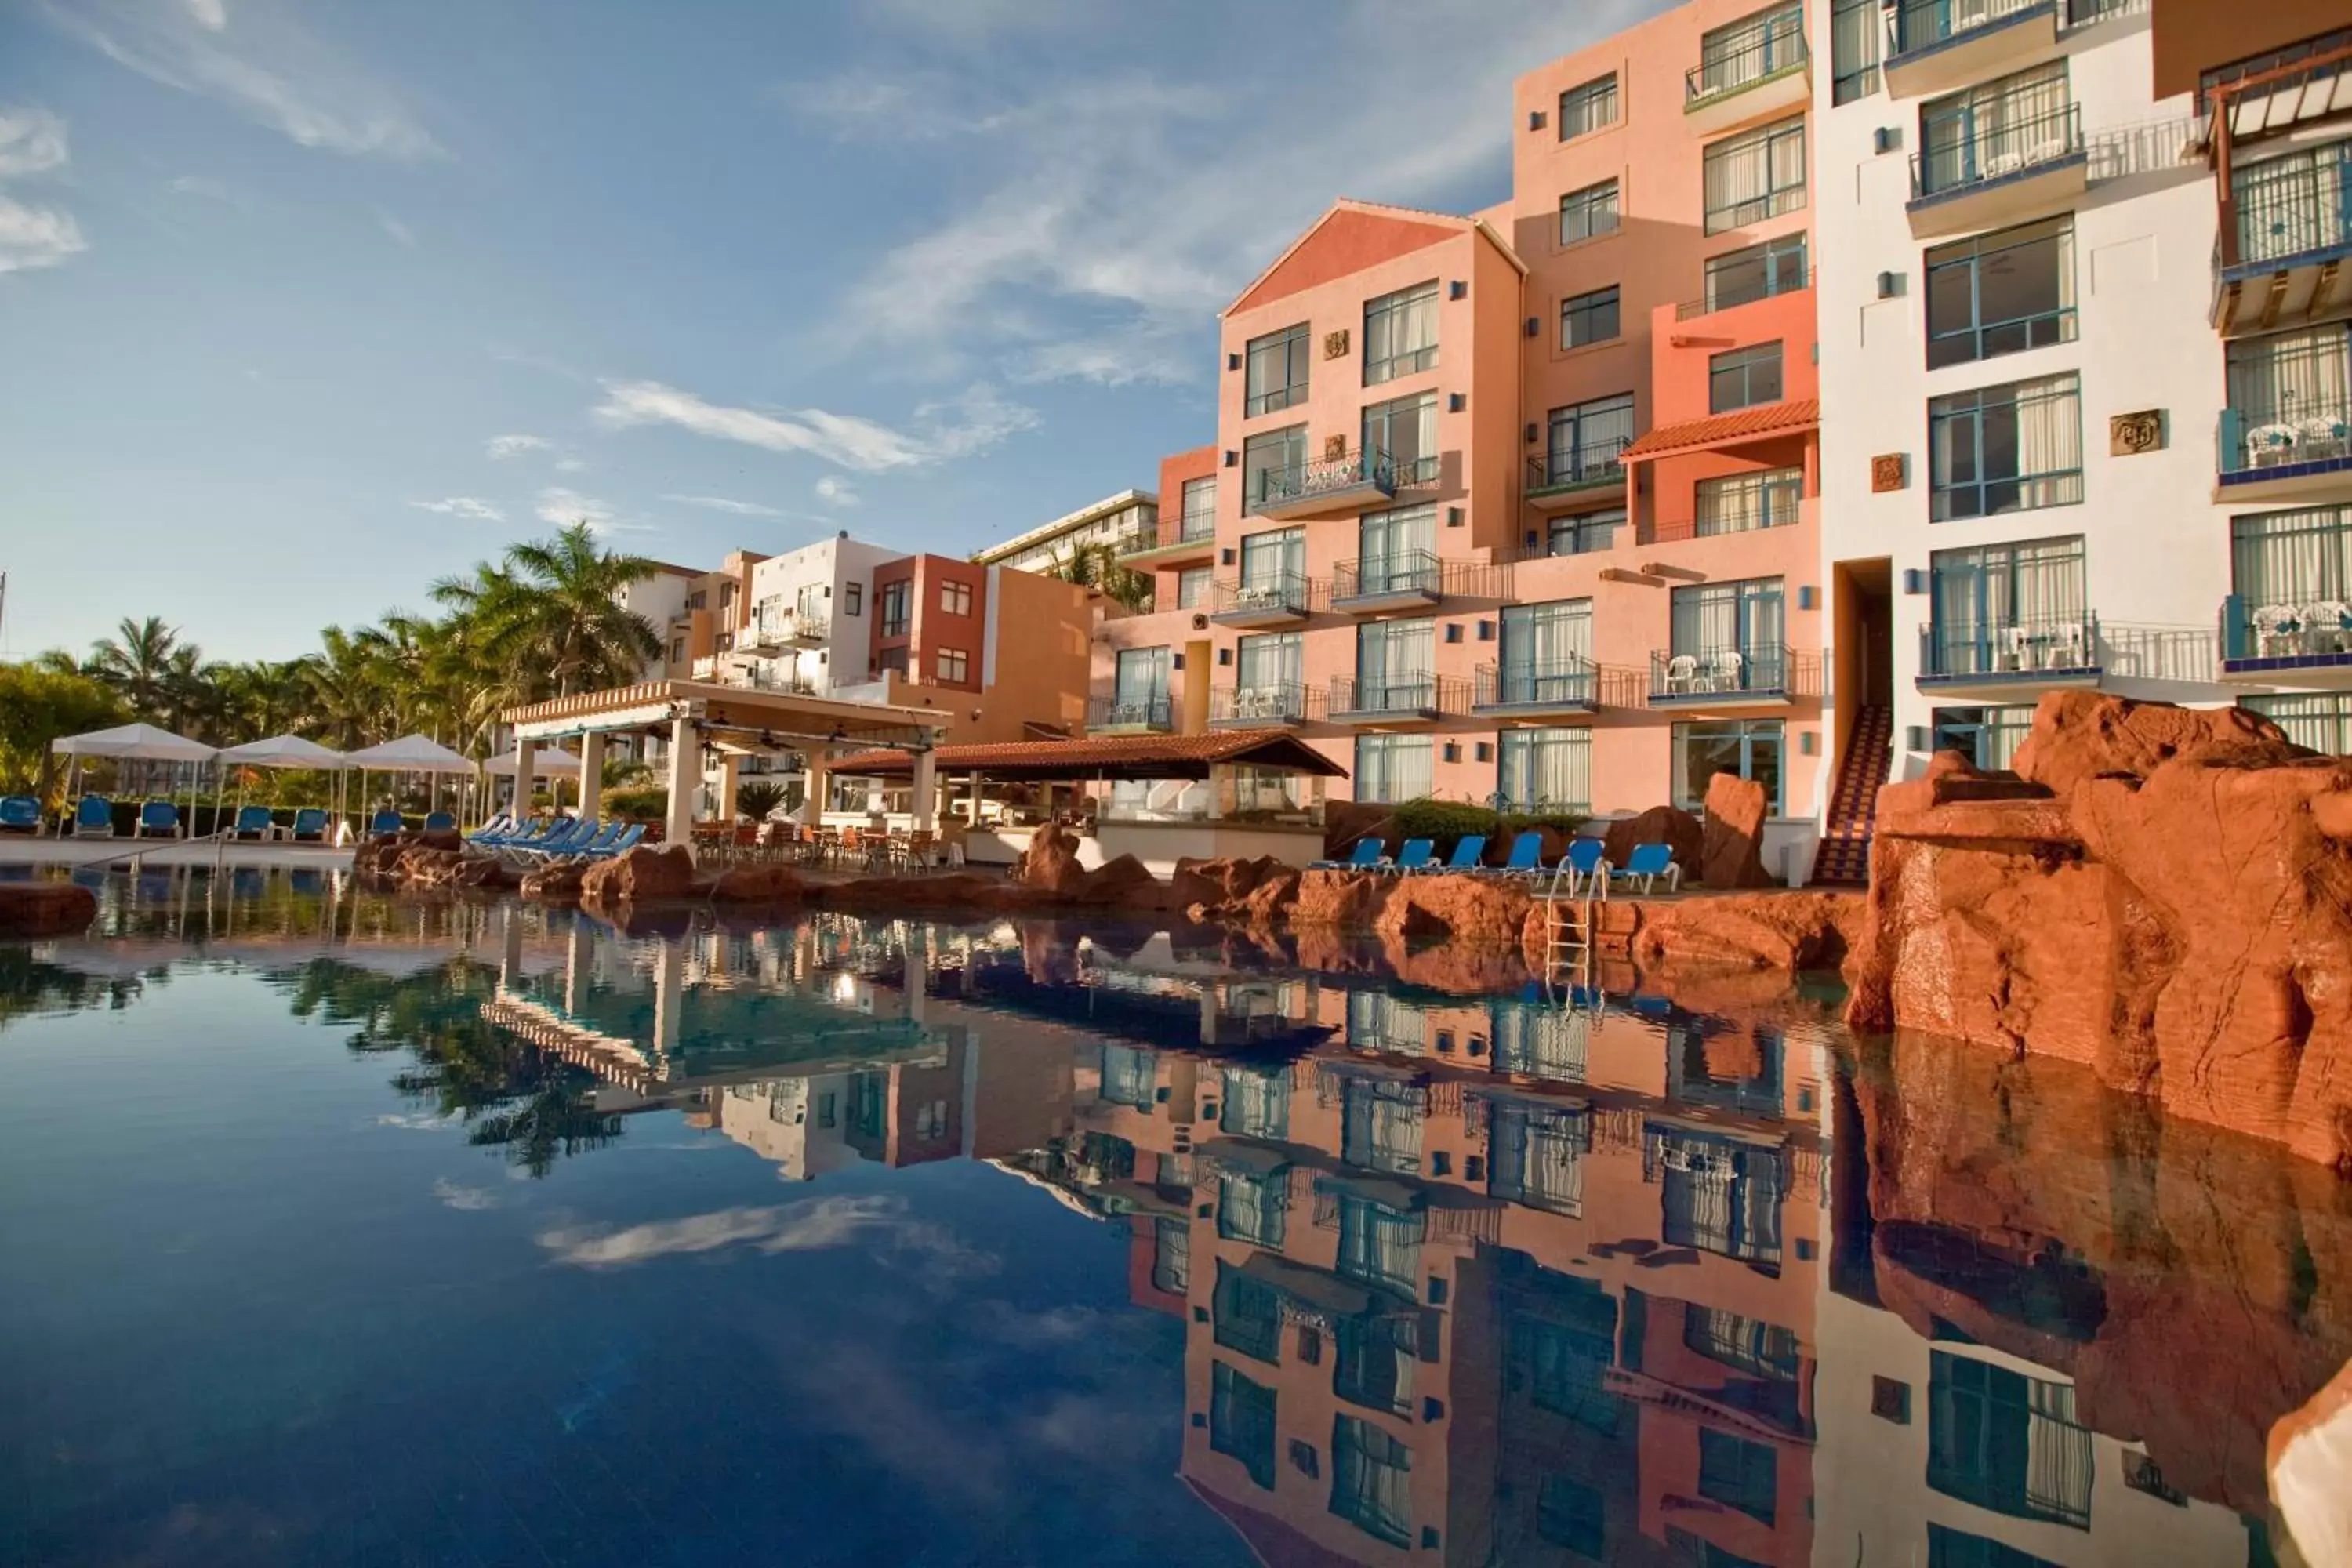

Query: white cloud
0;108;69;180
0;194;86;274
661;494;786;517
484;433;553;459
552;455;585;473
591;379;1035;473
535;486;614;528
375;208;416;249
536;1194;996;1274
40;0;440;160
408;496;503;522
812;476;858;508
432;1178;497;1211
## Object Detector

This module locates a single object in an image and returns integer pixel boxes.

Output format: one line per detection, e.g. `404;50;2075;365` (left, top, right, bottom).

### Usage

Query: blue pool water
1;868;2341;1566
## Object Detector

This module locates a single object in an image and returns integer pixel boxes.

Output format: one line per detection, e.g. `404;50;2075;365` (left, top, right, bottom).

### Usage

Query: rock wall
1845;692;2352;1167
0;882;96;938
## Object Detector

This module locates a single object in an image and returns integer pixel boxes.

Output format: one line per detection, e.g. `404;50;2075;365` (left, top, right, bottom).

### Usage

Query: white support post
666;714;697;851
578;731;605;822
801;753;829;828
912;746;938;833
512;740;535;822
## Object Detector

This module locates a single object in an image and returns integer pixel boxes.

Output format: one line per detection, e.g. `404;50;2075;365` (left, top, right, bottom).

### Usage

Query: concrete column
1181;638;1212;735
718;753;742;822
651;937;683;1084
801;753;829;827
966;771;982;824
564;918;592;1014
511;739;535;820
499;901;524;989
666;714;697;850
912;748;938;833
578;731;605;822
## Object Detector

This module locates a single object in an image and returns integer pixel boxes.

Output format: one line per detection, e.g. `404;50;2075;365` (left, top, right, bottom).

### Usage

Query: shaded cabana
343;734;477;823
49;722;218;835
212;734;349;831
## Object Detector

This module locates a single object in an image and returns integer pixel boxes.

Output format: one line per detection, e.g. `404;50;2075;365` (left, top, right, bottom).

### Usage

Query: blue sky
0;0;1656;662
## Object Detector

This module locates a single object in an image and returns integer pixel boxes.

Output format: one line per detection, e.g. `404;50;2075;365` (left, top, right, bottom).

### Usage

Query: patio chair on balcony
1998;626;2032;671
2042;622;2090;670
1707;650;1745;692
2248;423;2300;470
2255;604;2307;657
1664;654;1700;694
2300;416;2351;461
2304;601;2352;655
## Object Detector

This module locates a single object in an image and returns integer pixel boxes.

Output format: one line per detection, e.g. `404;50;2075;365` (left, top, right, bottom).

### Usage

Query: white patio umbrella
50;722;217;838
342;735;477;835
212;735;348;839
482;746;583;814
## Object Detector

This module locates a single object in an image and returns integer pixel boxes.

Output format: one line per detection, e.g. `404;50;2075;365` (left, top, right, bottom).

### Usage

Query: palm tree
1049;541;1152;612
463;522;662;698
86;615;184;718
300;626;385;750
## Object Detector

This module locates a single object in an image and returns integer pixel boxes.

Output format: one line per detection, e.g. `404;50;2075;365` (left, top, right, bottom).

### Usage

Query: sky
0;0;1661;664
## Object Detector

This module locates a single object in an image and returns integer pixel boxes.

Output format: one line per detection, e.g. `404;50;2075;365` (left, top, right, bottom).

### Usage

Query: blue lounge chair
73;794;114;839
1555;838;1610;897
1485;829;1544;878
229;805;277;842
467;814;514;844
1611;841;1682;895
1310;838;1385;873
0;796;38;834
368;808;404;837
290;808;330;843
135;800;182;839
1381;838;1436;875
508;818;593;862
586;823;644;858
424;811;456;833
1425;834;1486;874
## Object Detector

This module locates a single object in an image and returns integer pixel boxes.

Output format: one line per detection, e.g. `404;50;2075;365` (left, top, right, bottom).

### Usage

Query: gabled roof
828;728;1348;782
1224;198;1526;318
1620;398;1820;462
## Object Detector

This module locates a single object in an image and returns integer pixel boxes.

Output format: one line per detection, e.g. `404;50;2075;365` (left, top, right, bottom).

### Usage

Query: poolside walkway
0;840;355;871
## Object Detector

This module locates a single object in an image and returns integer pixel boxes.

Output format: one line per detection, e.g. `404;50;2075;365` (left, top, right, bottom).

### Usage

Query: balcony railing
1088;693;1175;732
2221;400;2352;480
1526;437;1630;498
1332;549;1442;607
1686;16;1808;107
1887;0;2049;59
1210;683;1318;726
1254;448;1396;514
1474;657;1600;711
1649;644;1791;701
1919;612;2101;680
1328;674;1465;721
1113;516;1218;558
2220;593;2352;664
751;607;828;648
1643;480;1805;543
1912;101;2083;201
2234;148;2352;271
1211;572;1316;621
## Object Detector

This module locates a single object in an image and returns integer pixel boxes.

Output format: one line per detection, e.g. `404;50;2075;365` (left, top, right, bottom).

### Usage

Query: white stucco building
739;532;900;697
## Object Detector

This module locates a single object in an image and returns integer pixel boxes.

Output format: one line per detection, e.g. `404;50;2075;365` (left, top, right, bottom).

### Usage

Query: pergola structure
501;678;949;850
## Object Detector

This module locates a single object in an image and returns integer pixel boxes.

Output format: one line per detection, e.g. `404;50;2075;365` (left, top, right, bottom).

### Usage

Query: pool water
1;869;2342;1566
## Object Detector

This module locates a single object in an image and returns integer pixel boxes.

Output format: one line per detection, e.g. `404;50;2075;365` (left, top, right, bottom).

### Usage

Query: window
1354;616;1435;711
1919;63;2073;198
1487;1102;1589;1215
876;645;909;677
1931;706;2037;770
1695;466;1802;535
1705;232;1807;311
1179;476;1218;539
1218;1166;1288;1247
669;637;686;663
2245;693;2352;755
1220;1063;1292;1139
1243;425;1307;512
1561;285;1620;350
1497;728;1593;813
1363;281;1439;385
878;580;911;637
2226;325;2352;435
1696;5;1806;100
1356;503;1436;589
1559;73;1618;139
2234;140;2352;267
843;583;862;616
1543;392;1635;486
1338;1077;1427;1179
713;631;734;652
1683;1305;1802;1381
1509;1304;1621;1432
1929;536;2088;677
1334;1312;1417;1417
1211;1363;1279;1490
938;580;972;616
1929;372;2083;520
1672;575;1784;664
1675;718;1786;814
1363;392;1439;485
687;590;707;611
1697;1429;1778;1526
1214;1260;1283;1363
1926;1523;2065;1568
719;580;736;605
1113;646;1171;720
1703;115;1806;234
1709;343;1784;412
1926;1351;2093;1530
1152;1218;1189;1296
1830;0;1880;103
935;646;969;684
1547;507;1624;557
1176;566;1213;610
1239;526;1304;590
1537;1475;1606;1556
1926;217;2076;369
1245;322;1311;417
1330;1415;1412;1547
1497;598;1595;706
1236;630;1303;701
1559;180;1621;245
1355;734;1432;804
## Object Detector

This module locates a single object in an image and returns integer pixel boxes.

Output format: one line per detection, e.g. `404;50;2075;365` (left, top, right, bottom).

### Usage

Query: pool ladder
1534;854;1604;983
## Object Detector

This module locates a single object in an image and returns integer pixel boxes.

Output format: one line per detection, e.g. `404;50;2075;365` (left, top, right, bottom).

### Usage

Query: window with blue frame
1926;1351;2094;1530
1918;62;2073;198
2231;139;2352;267
1926;216;2075;370
2232;504;2352;609
1338;1077;1425;1176
1333;1312;1417;1416
1709;342;1784;412
1332;1189;1425;1298
1152;1218;1189;1295
1830;0;1880;103
1674;719;1785;815
2224;326;2350;456
1486;1099;1590;1216
1697;1429;1779;1525
1928;372;2083;520
1671;576;1785;670
1210;1362;1279;1490
1217;1167;1289;1247
1219;1063;1291;1139
1928;535;2087;677
1544;393;1635;485
1329;1415;1413;1546
1508;1311;1622;1432
1704;232;1808;311
1497;728;1592;812
1547;506;1624;557
1702;116;1806;233
1213;1260;1284;1363
1931;704;2037;769
1497;598;1594;704
2244;692;2352;755
1695;4;1806;99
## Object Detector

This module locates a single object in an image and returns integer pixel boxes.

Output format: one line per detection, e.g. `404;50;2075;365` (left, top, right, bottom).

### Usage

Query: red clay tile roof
829;728;1348;782
1619;397;1820;461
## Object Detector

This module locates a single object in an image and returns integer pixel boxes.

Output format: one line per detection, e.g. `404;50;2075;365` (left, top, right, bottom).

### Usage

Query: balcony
1327;675;1465;727
1683;18;1810;137
1088;693;1176;735
1253;448;1396;521
1472;658;1600;719
1114;519;1218;568
2218;595;2352;688
1331;550;1444;614
1641;479;1805;544
2216;144;2352;334
2217;398;2352;505
745;607;828;652
1209;683;1318;728
1526;439;1630;513
1210;572;1316;629
1648;644;1795;710
1917;612;2103;699
1882;0;2058;100
1907;102;2087;240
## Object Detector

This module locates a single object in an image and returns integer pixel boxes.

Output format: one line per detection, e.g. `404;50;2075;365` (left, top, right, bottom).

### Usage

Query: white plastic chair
1998;626;2031;671
2254;604;2303;656
2305;601;2351;655
2045;622;2088;670
1710;650;1745;692
1664;655;1698;694
2301;417;2350;460
2249;423;2299;469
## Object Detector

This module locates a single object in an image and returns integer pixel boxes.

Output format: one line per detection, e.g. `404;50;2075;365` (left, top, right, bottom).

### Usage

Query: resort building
969;488;1159;578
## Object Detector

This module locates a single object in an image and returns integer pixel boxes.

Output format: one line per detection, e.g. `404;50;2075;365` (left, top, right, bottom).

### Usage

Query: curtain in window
1671;579;1781;655
1705;132;1769;220
2235;143;2352;266
1210;1363;1278;1490
1696;468;1803;534
1330;1416;1414;1545
1101;1044;1158;1109
2231;506;2352;608
2013;375;2082;493
2246;693;2352;755
1491;1000;1590;1081
1114;647;1168;706
1491;1103;1590;1215
1365;395;1438;480
1236;632;1302;693
1933;538;2085;642
1240;528;1303;587
1358;618;1435;688
2228;327;2351;424
1929;63;2068;185
1334;1192;1426;1293
1220;1065;1291;1138
1218;1168;1288;1247
1830;0;1879;101
1359;505;1435;584
1502;599;1592;673
1335;1314;1417;1415
1356;735;1432;803
1498;728;1592;811
1341;1080;1425;1174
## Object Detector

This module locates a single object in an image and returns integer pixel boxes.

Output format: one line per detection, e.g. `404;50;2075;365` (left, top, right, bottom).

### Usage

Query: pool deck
0;839;356;871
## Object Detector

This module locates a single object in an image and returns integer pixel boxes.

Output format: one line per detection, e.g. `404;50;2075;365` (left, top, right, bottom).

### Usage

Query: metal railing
2233;147;2352;269
1115;515;1217;555
2220;593;2352;662
1649;644;1791;699
753;607;827;645
1332;549;1441;604
1210;683;1318;724
1686;12;1807;105
1887;0;2049;58
1913;101;2083;199
1644;477;1805;543
1328;674;1465;718
1475;657;1599;709
1674;258;1808;318
2218;383;2352;477
1254;447;1396;511
1527;436;1630;494
1919;612;2101;677
1088;693;1175;731
1212;572;1315;619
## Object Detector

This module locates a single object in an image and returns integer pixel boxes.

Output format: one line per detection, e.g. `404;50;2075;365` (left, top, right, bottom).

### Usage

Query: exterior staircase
1810;703;1892;887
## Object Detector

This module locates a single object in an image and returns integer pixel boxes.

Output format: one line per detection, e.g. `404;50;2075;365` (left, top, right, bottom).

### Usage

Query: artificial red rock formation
581;844;697;907
0;882;96;938
1845;691;2352;1166
1601;804;1703;877
1070;853;1169;908
1699;772;1775;888
520;861;588;903
1369;872;1534;949
1290;868;1390;929
1628;889;1860;971
1012;823;1088;897
707;863;804;903
1168;855;1290;914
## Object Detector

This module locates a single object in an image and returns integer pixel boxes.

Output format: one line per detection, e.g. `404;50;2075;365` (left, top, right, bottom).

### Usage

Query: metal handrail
1333;549;1442;602
1328;674;1465;717
1254;447;1396;510
1475;658;1600;708
1918;613;2100;677
1912;101;2083;199
1887;0;2049;57
1088;694;1175;730
1527;437;1631;492
1686;11;1807;103
1211;683;1316;724
1649;644;1792;697
1213;571;1315;616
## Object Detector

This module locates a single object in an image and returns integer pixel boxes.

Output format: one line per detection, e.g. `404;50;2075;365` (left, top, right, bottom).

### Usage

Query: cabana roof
503;678;941;750
829;728;1348;783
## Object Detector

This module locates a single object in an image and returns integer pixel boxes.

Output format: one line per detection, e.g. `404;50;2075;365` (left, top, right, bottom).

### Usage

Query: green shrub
1385;797;1589;862
603;786;668;821
733;779;788;821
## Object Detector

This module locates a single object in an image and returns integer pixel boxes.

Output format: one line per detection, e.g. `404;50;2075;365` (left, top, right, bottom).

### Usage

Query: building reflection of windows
1077;1131;1136;1186
1486;1099;1592;1218
1210;1361;1279;1490
1697;1427;1778;1526
1666;1020;1785;1119
1665;1526;1775;1566
1329;1414;1414;1548
1927;1352;2094;1531
1333;1312;1417;1417
1503;1258;1624;1436
1218;1064;1291;1141
851;1073;887;1142
1649;1124;1784;1269
1330;1189;1426;1301
1926;1521;2066;1568
1536;1474;1606;1558
1152;1218;1189;1296
1214;1260;1285;1365
1490;1000;1589;1084
1346;989;1430;1055
1682;1303;1802;1385
1218;1166;1289;1249
1339;1075;1425;1175
1100;1044;1159;1112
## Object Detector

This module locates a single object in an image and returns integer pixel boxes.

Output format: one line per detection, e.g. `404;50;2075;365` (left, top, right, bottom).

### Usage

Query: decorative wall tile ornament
2110;409;2164;456
1323;328;1350;359
1323;434;1348;461
1871;452;1906;492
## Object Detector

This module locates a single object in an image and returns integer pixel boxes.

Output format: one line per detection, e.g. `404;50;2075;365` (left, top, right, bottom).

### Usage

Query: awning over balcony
826;728;1348;782
1618;398;1819;463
